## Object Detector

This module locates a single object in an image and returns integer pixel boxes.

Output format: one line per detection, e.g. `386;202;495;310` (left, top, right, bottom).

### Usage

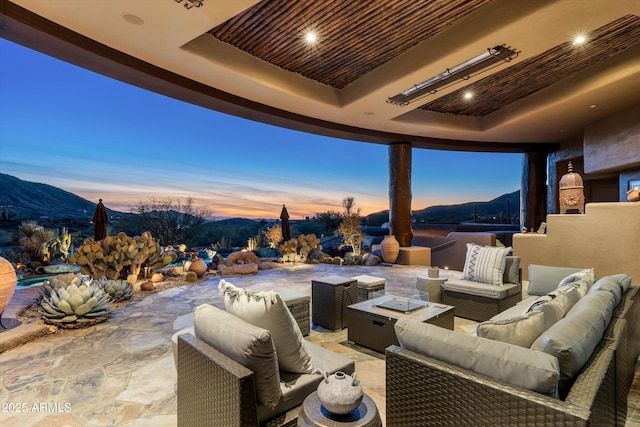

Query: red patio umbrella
92;199;109;241
280;204;291;242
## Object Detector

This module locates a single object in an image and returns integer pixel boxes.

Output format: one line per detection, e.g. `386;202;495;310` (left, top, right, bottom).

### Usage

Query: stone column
389;142;413;247
521;151;548;231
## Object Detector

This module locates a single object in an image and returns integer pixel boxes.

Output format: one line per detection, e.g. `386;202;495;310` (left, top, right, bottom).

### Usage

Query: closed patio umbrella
280;204;291;242
92;199;109;241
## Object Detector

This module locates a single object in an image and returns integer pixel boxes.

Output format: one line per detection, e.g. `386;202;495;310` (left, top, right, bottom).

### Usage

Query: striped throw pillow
461;244;511;286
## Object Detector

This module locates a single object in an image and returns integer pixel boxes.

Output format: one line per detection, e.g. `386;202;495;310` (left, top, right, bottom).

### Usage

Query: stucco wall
584;103;640;174
513;202;640;282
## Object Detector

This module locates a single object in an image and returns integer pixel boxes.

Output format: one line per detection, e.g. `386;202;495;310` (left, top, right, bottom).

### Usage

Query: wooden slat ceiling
208;0;492;89
419;15;640;117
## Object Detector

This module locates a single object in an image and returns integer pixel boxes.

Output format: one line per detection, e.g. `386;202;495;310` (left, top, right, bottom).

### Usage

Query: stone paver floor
1;263;639;426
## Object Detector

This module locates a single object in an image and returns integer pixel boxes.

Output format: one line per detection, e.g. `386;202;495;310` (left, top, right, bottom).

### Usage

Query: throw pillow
527;291;570;331
395;318;559;397
477;311;544;348
193;304;281;408
461;244;511;286
219;280;314;374
550;284;583;312
503;255;521;284
557;268;596;290
527;265;593;296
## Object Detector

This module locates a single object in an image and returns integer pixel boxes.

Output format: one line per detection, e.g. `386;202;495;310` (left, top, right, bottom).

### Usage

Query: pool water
17;275;55;288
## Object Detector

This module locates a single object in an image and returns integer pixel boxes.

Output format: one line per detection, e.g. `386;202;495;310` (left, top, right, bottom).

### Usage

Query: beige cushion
219;279;314;374
193;304;281;408
461;244;511;286
557;268;596;290
444;279;520;299
503;256;521;284
395;318;559;397
256;341;355;423
550;283;583;311
477;311;544;348
527;291;570;331
531;293;612;390
527;265;593;296
589;275;624;306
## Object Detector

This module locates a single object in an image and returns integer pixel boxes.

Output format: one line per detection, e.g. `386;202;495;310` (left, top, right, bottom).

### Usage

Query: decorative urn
559;161;585;214
188;257;207;278
0;256;18;326
379;234;400;263
317;371;363;415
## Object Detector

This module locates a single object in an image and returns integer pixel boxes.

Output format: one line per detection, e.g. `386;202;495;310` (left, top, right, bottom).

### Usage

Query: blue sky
0;38;521;219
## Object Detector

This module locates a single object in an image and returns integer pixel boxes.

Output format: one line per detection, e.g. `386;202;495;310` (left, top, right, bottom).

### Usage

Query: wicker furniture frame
386;285;639;427
346;298;454;353
442;285;522;321
282;295;310;336
311;276;357;330
177;333;356;427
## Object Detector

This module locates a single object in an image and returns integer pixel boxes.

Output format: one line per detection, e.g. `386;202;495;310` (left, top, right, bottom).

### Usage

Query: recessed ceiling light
464;92;473;100
304;31;318;44
590;104;597;109
122;13;144;26
573;35;586;45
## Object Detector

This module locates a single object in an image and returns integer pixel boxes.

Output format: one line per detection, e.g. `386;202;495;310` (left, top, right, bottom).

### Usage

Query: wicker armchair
177;333;355;427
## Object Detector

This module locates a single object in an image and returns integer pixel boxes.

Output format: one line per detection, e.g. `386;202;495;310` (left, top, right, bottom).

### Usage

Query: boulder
151;272;164;283
218;263;259;275
226;251;260;266
141;281;154;291
363;253;382;266
258;261;279;270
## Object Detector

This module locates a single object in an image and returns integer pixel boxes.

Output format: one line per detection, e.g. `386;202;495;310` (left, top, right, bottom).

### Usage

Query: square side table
311;276;357;330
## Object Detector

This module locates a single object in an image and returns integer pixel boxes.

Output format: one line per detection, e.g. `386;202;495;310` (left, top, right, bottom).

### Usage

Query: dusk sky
0;38;522;219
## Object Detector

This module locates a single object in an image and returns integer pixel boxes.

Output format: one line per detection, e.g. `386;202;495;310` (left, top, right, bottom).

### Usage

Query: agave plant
39;283;111;327
99;279;133;302
42;272;91;298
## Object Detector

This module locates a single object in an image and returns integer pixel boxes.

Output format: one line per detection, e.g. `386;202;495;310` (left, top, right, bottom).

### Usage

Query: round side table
416;275;448;303
298;391;381;427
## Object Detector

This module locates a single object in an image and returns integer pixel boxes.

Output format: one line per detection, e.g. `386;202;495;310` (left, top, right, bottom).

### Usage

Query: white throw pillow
477;311;544;348
193;304;281;408
551;283;584;310
527;291;570;331
558;268;596;290
219;280;314;374
461;244;511;286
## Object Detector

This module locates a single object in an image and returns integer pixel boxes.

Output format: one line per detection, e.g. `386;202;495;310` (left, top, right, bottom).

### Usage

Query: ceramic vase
317;371;363;415
0;257;17;315
380;234;400;263
189;257;207;278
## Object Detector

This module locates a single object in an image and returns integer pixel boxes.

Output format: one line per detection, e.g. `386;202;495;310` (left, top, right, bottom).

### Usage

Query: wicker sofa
386;271;638;426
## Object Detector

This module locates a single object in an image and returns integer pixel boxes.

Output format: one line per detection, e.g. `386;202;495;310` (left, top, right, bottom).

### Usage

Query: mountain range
0;173;122;220
0;173;519;224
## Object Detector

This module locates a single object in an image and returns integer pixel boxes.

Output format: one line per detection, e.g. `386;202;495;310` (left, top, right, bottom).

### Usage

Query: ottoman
351;274;386;302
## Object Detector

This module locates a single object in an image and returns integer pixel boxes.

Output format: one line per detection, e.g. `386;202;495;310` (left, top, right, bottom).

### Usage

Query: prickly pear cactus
39;282;112;328
99;279;133;302
69;231;177;282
